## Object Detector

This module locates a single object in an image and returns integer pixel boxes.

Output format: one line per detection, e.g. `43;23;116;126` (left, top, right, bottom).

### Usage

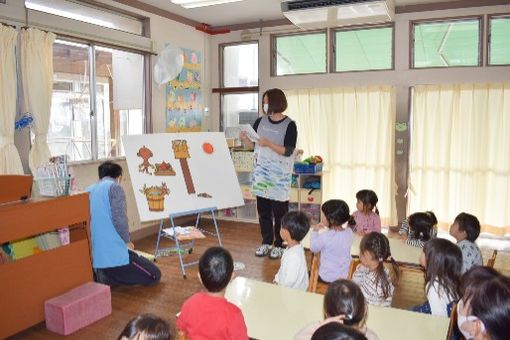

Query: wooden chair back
487;249;498;268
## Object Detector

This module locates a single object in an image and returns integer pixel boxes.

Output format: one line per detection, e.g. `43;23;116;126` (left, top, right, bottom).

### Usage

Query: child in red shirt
176;247;248;340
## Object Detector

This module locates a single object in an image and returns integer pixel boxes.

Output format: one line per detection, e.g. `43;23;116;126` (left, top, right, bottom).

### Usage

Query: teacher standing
241;88;297;259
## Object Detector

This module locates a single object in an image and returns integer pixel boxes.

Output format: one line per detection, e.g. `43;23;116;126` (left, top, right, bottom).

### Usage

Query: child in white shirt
274;211;310;291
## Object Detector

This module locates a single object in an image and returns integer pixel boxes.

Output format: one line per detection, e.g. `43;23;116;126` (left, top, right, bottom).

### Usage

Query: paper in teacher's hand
239;124;260;142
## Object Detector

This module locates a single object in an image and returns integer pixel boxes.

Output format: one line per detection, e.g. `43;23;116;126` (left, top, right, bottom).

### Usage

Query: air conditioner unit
281;0;395;29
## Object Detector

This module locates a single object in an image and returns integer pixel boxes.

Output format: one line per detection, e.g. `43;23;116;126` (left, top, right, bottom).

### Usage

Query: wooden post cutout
172;140;196;194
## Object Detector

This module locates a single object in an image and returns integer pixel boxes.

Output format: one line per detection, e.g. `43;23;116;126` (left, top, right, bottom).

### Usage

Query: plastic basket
293;162;323;174
35;177;70;197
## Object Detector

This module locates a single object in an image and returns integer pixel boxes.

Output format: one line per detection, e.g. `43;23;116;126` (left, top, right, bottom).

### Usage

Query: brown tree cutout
172;140;196;194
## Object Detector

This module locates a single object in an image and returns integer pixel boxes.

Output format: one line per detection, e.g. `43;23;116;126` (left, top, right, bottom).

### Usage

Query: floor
10;221;510;339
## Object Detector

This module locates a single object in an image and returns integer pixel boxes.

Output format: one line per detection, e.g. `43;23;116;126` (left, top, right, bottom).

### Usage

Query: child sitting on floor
295;279;379;340
449;212;483;273
274;211;311;291
349;190;381;235
118;314;172;340
310;200;354;283
352;232;399;307
399;211;438;248
414;238;462;316
177;247;248;340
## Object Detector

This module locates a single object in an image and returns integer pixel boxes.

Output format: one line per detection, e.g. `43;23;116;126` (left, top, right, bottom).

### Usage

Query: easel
154;207;222;278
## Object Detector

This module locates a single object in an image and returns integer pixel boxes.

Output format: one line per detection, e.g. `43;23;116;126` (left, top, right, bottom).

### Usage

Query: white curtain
0;25;23;174
20;28;56;173
286;86;397;226
409;83;510;236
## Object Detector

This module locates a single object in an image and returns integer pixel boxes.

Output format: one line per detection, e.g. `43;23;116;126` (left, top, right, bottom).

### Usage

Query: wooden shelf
0;193;93;339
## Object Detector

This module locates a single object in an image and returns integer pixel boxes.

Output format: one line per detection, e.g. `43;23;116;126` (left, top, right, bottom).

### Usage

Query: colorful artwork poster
166;48;202;132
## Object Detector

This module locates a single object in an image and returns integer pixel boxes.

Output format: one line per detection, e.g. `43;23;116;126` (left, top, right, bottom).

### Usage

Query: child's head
321;200;350;228
324;280;366;327
99;161;123;180
311;322;368;340
355;190;379;215
420;238;462;301
280;211;310;243
450;212;481;242
408;211;437;242
118;314;172;340
458;267;509;340
198;246;234;293
359;232;399;299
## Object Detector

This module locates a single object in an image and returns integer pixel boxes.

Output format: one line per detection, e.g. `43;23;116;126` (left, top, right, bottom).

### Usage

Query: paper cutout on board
172;140;196;194
137;146;155;174
395;122;408;132
154;161;176;176
202;142;214;154
140;183;170;211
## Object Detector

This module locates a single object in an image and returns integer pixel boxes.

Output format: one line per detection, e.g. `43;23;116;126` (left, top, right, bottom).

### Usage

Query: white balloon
153;45;184;85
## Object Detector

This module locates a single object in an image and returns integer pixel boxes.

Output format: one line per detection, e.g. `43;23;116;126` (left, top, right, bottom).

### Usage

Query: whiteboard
123;133;244;222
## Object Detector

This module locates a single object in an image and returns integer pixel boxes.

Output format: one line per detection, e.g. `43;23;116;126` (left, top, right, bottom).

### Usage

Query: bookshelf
0;193;93;339
221;149;322;224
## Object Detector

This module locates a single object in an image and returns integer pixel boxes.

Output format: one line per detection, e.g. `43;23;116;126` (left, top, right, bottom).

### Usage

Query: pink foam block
44;282;112;335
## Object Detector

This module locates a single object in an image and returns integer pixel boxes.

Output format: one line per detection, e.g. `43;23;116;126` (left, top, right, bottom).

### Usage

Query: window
222;42;258;87
218;42;259;131
273;32;327;76
25;0;144;35
489;16;510;65
334;25;393;72
412;18;481;68
49;39;145;161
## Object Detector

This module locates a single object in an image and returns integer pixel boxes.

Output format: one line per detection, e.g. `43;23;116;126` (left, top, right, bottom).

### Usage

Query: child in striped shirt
352;232;400;307
399;211;437;248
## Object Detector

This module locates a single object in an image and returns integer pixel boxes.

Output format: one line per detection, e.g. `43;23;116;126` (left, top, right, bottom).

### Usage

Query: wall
209;3;510;223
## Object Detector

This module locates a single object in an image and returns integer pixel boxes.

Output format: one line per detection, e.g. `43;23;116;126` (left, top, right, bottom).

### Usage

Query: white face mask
263;103;270;115
457;299;486;340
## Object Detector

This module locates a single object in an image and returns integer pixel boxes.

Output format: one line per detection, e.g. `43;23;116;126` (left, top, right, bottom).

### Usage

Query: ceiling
133;0;466;27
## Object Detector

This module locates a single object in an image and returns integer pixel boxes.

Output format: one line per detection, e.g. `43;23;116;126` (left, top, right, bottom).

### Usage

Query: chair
307;253;320;293
446;302;459;340
391;264;426;309
487;249;498;268
0;175;32;204
348;258;361;279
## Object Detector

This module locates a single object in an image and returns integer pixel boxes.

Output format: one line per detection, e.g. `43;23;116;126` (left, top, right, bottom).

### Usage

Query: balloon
153;44;184;85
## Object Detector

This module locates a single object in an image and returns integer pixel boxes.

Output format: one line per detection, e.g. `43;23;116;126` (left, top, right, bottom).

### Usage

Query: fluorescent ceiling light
171;0;245;9
25;1;114;28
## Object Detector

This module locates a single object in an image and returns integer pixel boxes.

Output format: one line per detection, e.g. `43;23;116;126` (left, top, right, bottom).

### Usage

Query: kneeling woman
87;161;161;286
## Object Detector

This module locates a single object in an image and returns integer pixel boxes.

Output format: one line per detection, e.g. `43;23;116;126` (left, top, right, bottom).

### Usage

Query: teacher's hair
263;88;287;114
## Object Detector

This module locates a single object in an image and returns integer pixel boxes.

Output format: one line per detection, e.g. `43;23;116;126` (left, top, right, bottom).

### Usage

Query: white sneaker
269;247;285;260
255;244;272;257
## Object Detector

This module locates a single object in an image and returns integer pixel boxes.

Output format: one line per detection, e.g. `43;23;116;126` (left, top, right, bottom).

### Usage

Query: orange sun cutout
202;142;214;154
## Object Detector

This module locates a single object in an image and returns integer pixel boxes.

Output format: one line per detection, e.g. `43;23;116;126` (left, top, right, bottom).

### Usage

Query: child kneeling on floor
177;247;248;340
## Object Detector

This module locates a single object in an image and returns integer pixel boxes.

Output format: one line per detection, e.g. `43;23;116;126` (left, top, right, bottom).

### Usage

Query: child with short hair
349;190;381;235
118;314;172;340
414;238;462;316
176;247;248;340
399;211;438;248
274;211;310;291
352;232;399;307
457;267;510;340
295;280;379;340
449;212;483;273
310;200;354;283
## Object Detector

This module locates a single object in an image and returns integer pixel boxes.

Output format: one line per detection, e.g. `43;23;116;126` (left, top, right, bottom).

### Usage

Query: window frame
331;23;395;73
271;30;328;77
215;41;259;132
487;13;510;67
50;36;150;162
410;16;483;69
